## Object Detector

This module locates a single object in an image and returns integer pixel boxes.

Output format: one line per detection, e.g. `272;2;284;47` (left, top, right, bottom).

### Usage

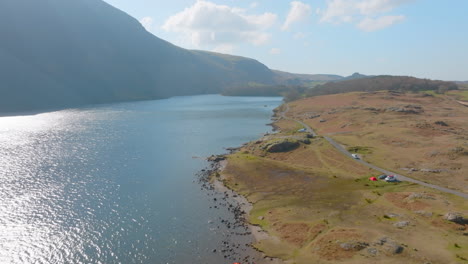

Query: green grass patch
448;90;468;101
347;145;373;154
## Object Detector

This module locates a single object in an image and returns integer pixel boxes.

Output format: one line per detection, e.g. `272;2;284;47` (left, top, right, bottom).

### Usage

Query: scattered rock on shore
207;155;226;162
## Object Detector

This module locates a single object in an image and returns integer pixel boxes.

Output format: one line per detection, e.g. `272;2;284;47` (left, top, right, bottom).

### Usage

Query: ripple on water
0;96;282;263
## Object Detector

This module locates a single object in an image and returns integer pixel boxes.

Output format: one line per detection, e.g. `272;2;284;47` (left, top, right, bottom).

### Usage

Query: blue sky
103;0;468;80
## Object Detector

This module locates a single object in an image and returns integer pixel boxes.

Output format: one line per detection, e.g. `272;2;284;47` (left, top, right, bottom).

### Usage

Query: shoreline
208;158;285;264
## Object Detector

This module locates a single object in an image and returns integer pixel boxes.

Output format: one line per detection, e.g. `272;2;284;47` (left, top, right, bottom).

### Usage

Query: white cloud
320;0;358;23
357;15;405;31
140;17;154;32
357;0;413;15
270;48;281;55
162;1;277;49
320;0;412;31
282;1;312;31
250;2;258;9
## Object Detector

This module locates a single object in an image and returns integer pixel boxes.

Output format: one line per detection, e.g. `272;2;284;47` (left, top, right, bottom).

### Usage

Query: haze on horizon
104;0;468;81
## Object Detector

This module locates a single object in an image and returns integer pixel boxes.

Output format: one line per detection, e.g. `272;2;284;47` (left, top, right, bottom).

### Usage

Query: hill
338;72;370;81
273;70;343;85
305;76;458;97
0;0;275;113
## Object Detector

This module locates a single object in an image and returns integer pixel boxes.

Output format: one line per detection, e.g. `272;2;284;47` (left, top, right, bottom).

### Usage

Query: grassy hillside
219;91;468;263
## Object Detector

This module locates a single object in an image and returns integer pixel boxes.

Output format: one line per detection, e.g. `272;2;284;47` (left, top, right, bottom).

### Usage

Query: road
279;104;468;199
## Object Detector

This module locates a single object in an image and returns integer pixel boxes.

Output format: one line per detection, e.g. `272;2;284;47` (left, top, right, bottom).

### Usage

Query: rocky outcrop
386;104;423;114
207;155;226;162
263;139;300;153
444;212;466;224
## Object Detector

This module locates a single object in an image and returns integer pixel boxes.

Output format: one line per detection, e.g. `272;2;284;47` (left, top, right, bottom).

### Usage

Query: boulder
444;212;465;224
384;241;404;254
339;241;368;251
265;140;300;153
394;221;410;228
207;155;226;162
374;237;404;255
414;210;433;218
434;120;449;126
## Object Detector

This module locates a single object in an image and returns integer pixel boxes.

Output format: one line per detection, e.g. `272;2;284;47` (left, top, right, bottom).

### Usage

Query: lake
0;95;282;263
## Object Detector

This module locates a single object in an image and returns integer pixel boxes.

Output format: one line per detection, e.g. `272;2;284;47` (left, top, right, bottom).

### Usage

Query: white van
351;154;359;159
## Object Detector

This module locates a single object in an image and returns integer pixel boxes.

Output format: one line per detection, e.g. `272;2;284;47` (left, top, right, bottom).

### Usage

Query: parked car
297;128;307;132
378;174;387;180
384;175;398;182
351;154;359;159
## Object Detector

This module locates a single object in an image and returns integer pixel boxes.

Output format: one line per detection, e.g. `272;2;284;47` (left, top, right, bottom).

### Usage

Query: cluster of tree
303;76;458;98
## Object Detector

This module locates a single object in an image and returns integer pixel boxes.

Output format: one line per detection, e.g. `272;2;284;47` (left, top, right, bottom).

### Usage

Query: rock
225;147;241;152
386;104;423;114
414;210;433;218
301;139;311;144
207;155;226;162
374;237;403;254
319;119;327;122
257;216;265;221
384;213;399;218
420;168;442;173
339;241;368;251
434;121;449;126
367;247;378;256
394;221;410;228
265;140;300;153
384;241;404;254
375;237;388;246
407;193;436;200
340;243;353;250
444;212;465;224
363;107;379;111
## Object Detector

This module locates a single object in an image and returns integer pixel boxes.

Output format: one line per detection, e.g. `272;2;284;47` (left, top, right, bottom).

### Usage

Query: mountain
0;0;275;113
273;70;343;85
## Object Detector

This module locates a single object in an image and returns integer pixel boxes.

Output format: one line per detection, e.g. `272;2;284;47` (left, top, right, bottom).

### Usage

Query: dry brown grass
220;91;468;263
287;91;468;193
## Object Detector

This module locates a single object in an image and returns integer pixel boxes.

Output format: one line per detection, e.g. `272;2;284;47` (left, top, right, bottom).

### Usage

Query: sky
103;0;468;81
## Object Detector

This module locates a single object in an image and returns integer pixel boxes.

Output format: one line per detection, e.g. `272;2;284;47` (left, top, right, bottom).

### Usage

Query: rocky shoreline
197;153;284;264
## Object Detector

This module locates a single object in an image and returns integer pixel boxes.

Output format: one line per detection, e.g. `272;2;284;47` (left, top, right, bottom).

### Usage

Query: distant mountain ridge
272;70;370;85
273;70;343;82
0;0;275;113
305;75;458;97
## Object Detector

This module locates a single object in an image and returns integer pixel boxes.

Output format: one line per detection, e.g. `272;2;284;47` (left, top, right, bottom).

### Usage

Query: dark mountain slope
0;0;274;113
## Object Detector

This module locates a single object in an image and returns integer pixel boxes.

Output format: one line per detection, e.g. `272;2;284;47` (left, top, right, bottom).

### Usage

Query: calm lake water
0;95;282;264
